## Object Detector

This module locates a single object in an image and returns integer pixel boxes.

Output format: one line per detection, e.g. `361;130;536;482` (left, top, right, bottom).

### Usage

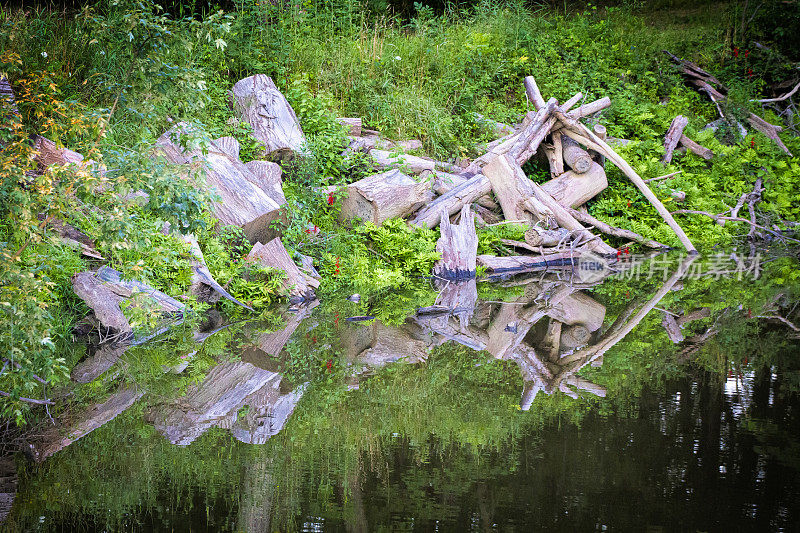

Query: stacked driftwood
334;75;702;295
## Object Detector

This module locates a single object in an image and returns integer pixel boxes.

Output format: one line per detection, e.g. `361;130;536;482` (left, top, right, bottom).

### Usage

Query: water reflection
3;252;800;531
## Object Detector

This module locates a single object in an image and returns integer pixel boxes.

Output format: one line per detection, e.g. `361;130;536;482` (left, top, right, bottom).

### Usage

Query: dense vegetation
1;0;799;423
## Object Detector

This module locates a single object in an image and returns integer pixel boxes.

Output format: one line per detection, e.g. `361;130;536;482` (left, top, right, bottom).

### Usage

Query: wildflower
733;47;739;57
750;139;755;148
747;68;754;78
335;257;341;275
394;56;401;61
326;360;333;372
327;192;335;205
41;51;47;58
745;49;750;58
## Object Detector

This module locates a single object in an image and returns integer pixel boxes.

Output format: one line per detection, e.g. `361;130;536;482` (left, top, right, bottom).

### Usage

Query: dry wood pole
434;205;478;280
340;169;432;225
247;238;319;303
409;173;494;229
27;387;144;461
231;74;306;160
663;115;689;164
554;111;697;252
431;171;498;209
369;149;438;174
482;152;539;224
561;135;593;173
540;161;608;208
679;134;714;160
31;135;85;167
524;227;571;247
477;251;581;274
156;125;285;244
551;133;565;175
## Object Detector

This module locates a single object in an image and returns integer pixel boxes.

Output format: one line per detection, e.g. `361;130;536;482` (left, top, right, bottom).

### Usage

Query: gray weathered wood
411;174;491;229
434;205;477;280
247;238;319;302
341;169;432;225
541;161;608;208
337;117;362;136
663;115;689;164
561;135;593;173
231;74;306;160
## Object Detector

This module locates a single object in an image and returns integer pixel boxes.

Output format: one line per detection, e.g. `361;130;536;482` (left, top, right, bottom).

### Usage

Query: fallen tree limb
565;207;669;249
410;174;491;229
662;115;689;164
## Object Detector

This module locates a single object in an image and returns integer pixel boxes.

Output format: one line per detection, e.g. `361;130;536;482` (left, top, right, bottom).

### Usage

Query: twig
756;314;800;331
0;390;54;405
672;209;800;243
566;207;669;249
644;171;682;183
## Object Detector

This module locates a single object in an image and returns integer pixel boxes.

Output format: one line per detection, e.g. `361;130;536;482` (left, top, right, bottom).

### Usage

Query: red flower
745;49;750;58
747;68;754;78
334;312;340;327
312;336;317;343
334;257;341;275
326;360;333;372
733;47;739;57
750;139;755;148
327;193;335;205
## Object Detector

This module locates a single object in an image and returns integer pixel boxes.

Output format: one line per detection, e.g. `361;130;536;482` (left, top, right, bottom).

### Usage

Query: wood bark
524;226;571;247
551;133;565;175
247;238;319;302
411;173;492;229
340;169;432;225
540;161;608;208
243;160;286;205
591;123;607;166
679;134;714;160
662;311;684;343
70;342;128;384
156;124;285;244
431;171;498;210
231;74;306;160
662;115;689;164
28;386;144;461
561;135;593;174
434;205;477;280
32;135;85;167
477;251;581;273
546;291;606;332
337;117;362;136
482;154;538;224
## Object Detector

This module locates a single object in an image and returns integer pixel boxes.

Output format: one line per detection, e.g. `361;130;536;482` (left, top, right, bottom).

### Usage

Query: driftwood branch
566;207;668;249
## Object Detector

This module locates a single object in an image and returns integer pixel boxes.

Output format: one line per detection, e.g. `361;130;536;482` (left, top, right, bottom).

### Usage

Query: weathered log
411;173;491;228
184;234;253;310
396;139;423;151
477;252;581;273
566;97;611;120
254;301;319;358
528;181;618;255
231;74;306;160
28;386;144;461
547;291;606;332
561;135;593;173
541;318;562;361
70;342;128;384
247;238;319;303
662;115;689;164
679;134;714;160
662;311;684;343
565;207;668;249
541;161;608;208
551;133;565;175
556;113;697;252
434;205;477;280
243;160;286;205
341;169;432;225
155;125;284;244
337;117;362;136
524;226;571;247
590;124;607;166
354;321;430;369
472;203;502;225
474;113;515;137
369;149;456;175
482;153;538;224
31;135;84;167
523;76;547;110
431;171;498;210
149;361;284;445
560;324;592;350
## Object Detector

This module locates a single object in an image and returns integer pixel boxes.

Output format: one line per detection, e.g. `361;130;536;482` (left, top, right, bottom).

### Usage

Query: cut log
540;161;608;208
434;205;477;280
591;123;607;167
396;139;423;151
679;134;714;160
523;76;547;110
230;74;306;160
247;238;319;303
184;234;253;310
662;115;689;164
354;322;430;369
340;169;432;225
411;174;491;229
561;135;593;174
155;124;285;244
541;318;563;361
27;386;144;461
369;149;456;174
31;135;84;167
243;160;286;205
547;291;606;332
337;117;362;136
662;311;684;343
431;171;498;210
560;324;592;350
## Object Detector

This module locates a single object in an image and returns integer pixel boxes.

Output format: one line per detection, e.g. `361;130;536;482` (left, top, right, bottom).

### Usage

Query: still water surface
2;251;799;531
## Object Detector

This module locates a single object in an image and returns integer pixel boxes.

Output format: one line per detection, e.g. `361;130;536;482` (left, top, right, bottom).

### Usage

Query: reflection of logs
27;387;144;461
149;361;301;446
0;457;17;524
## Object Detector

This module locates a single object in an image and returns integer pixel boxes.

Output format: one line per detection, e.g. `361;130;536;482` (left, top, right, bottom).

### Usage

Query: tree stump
434;205;477;280
340;169;432;225
247;238;319;303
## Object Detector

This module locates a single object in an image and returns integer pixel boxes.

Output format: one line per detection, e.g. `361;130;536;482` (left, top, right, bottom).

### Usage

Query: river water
2;251;799;531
